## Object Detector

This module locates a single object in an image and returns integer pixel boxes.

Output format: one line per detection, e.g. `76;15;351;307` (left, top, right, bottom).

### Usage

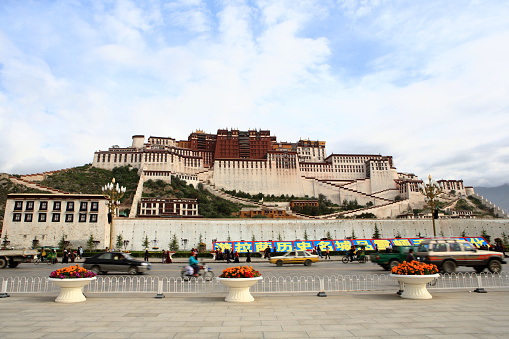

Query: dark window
89;214;98;223
66;202;74;211
79;213;86;222
14;201;23;210
24;213;33;222
39;201;48;210
91;202;99;211
26;201;34;211
80;202;88;211
53;202;61;211
13;213;22;222
52;213;60;222
65;214;73;222
38;213;47;222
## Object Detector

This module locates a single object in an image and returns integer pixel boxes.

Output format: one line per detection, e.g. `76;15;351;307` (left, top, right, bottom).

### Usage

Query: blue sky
1;0;508;187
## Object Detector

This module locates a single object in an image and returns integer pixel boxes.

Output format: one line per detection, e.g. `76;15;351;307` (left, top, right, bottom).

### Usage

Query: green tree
251;233;256;241
304;230;309;240
278;233;282;241
351;230;357;239
461;230;467;237
372;225;381;239
326;231;332;240
481;229;491;243
86;234;95;251
58;234;67;250
2;232;9;248
142;235;150;249
116;234;123;250
169;234;179;251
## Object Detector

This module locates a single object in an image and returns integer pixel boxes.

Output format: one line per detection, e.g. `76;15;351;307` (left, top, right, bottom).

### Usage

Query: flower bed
219;266;261;278
391;260;439;275
50;265;97;279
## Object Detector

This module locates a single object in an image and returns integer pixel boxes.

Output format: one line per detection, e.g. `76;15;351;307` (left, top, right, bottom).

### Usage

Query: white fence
1;273;509;296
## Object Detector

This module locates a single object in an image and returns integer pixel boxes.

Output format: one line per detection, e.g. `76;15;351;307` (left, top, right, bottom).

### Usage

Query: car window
463;243;477;252
98;253;113;260
113;254;123;260
432;243;447;252
123;253;135;260
449;243;462;252
285;252;295;257
418;244;428;252
297;251;305;256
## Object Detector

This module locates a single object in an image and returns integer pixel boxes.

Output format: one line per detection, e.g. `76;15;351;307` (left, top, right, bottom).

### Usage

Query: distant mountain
474;184;509;214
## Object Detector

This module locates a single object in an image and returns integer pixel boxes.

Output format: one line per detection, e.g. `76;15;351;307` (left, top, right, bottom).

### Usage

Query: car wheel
304;259;312;266
389;260;400;270
0;258;7;269
128;266;138;275
474;266;485;273
342;257;349;264
442;260;457;274
91;266;100;274
359;257;367;264
276;260;283;267
381;265;390;271
8;261;18;268
204;271;214;281
488;260;502;274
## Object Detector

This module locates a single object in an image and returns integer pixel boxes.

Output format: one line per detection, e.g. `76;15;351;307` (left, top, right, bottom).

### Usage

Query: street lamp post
102;178;126;250
419;174;443;237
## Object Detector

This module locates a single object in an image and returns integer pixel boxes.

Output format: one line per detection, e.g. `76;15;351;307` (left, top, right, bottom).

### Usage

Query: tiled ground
0;290;508;338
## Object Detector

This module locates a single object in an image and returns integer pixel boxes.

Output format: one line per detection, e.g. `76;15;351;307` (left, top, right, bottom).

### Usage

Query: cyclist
347;246;356;262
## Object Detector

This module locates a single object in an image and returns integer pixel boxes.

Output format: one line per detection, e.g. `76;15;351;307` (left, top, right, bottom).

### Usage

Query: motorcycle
181;263;214;281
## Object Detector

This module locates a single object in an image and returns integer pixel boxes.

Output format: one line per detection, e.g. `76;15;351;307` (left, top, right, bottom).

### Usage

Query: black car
83;252;151;275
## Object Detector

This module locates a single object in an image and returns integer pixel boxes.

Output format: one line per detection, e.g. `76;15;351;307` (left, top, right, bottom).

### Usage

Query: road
1;257;504;279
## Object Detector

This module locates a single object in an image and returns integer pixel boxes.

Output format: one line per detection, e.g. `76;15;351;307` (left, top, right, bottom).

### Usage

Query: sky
0;0;508;187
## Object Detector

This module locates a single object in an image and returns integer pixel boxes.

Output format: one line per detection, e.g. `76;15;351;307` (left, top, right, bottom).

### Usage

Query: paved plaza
1;289;508;338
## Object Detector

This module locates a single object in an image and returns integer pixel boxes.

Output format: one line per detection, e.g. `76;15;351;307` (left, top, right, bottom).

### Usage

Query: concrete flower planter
49;277;96;303
390;274;439;299
217;277;262;302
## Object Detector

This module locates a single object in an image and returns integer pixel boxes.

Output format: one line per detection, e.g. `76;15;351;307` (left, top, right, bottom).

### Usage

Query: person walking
324;246;331;260
246;249;251;263
162;250;166;264
316;246;322;258
78;246;83;259
144;249;149;262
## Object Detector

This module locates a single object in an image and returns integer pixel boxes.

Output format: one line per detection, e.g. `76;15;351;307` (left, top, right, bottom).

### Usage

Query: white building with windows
1;194;108;249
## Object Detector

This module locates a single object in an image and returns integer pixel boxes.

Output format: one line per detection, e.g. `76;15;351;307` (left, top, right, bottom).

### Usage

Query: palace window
90;214;98;223
26;201;34;211
53;201;61;211
52;213;60;222
65;214;74;223
13;213;21;222
38;213;47;222
39;201;48;210
80;202;88;211
66;202;74;211
79;214;87;222
14;201;23;210
91;202;99;211
24;213;33;222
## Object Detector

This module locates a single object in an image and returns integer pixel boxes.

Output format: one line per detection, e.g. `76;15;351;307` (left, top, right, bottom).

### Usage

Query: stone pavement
1;289;508;338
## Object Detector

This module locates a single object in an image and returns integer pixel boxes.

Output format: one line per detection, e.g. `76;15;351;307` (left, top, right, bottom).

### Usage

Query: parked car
83;252;151;275
415;238;506;274
269;250;319;266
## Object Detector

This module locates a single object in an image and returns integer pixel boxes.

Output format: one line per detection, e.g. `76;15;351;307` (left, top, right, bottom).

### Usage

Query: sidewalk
1;289;508;338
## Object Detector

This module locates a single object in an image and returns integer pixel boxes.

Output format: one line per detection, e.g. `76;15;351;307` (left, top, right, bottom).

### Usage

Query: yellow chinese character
373;239;390;250
392;239;411;246
216;243;232;251
254;242;273;252
333;240;352;251
353;240;374;251
469;237;487;247
275;242;293;252
294;241;313;251
234;242;252;253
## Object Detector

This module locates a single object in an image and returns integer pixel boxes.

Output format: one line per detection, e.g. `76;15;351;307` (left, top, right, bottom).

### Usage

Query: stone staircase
8;176;68;194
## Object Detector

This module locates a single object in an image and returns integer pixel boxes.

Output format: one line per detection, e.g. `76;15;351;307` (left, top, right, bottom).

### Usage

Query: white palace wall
112;218;509;251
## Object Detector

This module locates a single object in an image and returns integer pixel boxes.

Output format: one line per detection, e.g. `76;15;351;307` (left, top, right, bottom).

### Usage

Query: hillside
475;184;509;214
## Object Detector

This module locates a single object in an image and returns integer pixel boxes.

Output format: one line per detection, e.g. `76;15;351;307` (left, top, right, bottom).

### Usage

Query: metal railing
1;272;509;296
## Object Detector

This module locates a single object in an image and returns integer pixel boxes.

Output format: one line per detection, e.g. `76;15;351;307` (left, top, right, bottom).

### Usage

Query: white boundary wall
112;218;509;251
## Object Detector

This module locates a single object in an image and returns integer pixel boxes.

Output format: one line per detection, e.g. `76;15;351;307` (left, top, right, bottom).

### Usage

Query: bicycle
34;256;53;265
342;255;367;264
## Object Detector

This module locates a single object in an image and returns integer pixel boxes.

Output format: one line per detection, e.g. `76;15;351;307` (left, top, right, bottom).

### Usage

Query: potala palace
2;129;508;251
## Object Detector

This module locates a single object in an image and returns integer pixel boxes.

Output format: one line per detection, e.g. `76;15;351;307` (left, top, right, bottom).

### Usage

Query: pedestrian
406;248;415;262
324;246;330;260
234;251;240;263
264;246;271;259
70;251;75;263
162;250;166;264
144;249;149;262
225;248;231;263
246;249;251;263
166;250;172;264
316;246;322;258
62;250;69;264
